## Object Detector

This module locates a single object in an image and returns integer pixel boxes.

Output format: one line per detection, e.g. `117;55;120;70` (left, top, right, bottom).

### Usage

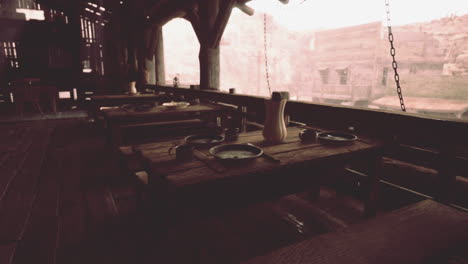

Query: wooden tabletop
101;104;220;119
91;93;160;101
135;128;383;201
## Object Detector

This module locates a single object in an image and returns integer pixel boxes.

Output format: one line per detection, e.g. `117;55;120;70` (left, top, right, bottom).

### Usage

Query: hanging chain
263;13;272;95
385;0;406;112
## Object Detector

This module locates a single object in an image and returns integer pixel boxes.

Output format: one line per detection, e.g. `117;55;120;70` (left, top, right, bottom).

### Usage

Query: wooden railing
145;84;468;210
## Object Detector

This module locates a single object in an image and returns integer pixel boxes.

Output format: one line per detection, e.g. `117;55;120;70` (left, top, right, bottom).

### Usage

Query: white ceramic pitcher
262;92;289;144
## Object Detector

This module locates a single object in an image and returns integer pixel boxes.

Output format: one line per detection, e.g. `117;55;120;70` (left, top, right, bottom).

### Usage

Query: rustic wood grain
102;104;219;119
242;200;468;264
0;243;16;264
135;127;383;217
144;85;468;208
0;128;51;243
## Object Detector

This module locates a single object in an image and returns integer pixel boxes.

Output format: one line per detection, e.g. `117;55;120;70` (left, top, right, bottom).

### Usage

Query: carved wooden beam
235;2;254;16
210;0;236;48
147;0;193;26
146;0;171;18
183;4;202;42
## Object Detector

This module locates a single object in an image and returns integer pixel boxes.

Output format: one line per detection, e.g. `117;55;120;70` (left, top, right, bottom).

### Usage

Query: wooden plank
216;203;305;262
0;140;33;201
12;176;59;264
274;195;349;232
242;200;468;264
163;139;378;189
121;118;202;129
0;129;51;243
84;187;119;232
102;104;220;119
56;204;86;264
54;143;85;264
135;127;382;216
145;85;468;148
384;144;438;169
0;243;16;264
91;94;160;101
135;127;302;155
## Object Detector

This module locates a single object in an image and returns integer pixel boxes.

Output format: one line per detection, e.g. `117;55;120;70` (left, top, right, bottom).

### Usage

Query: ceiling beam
209;0;236;47
235;2;254;16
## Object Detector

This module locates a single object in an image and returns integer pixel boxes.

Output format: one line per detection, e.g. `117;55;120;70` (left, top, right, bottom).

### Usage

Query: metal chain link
263;13;272;95
385;0;406;112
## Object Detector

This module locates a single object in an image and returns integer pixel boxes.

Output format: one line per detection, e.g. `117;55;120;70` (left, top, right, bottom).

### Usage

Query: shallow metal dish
209;144;263;161
162;101;189;110
317;132;357;144
185;134;224;146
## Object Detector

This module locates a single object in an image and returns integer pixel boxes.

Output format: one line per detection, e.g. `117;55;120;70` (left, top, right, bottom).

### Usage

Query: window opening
319;68;329;84
336;68;348;85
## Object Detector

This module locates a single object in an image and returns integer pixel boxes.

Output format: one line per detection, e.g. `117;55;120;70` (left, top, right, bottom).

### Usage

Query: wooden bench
242;200;468;264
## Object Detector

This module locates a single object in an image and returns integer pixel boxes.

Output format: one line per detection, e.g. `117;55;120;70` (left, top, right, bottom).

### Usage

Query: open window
336;68;348;85
163;18;200;87
319;68;329;84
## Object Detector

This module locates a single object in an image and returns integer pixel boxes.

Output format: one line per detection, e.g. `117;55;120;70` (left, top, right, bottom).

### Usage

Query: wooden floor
0;119;466;264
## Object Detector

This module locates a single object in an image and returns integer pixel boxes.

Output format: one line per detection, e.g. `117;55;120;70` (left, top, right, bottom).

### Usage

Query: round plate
317;132;357;144
185;134;224;146
209;144;263;161
162;101;190;110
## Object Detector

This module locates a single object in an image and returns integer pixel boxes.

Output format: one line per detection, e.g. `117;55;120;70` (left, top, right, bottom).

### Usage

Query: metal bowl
185;134;224;147
317;132;357;144
162;101;189;110
209;144;263;162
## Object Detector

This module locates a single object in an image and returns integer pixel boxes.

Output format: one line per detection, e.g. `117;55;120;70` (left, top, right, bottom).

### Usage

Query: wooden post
192;0;235;90
199;46;220;90
154;26;166;85
65;7;84;92
137;25;165;86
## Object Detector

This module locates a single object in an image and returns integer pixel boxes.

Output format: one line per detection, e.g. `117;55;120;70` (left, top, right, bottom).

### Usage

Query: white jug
262;92;289;144
127;81;137;94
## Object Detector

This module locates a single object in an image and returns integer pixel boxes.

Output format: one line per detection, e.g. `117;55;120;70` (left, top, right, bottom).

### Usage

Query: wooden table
102;104;222;147
133;127;384;221
91;93;160;103
90;93;161;116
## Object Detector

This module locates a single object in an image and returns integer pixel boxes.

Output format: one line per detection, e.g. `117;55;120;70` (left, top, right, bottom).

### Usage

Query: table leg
364;155;382;218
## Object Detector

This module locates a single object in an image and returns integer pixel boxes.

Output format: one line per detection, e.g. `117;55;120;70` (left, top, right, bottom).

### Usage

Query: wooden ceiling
35;0;289;27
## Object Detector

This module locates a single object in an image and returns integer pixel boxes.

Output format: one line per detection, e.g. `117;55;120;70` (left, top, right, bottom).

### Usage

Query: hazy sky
246;0;468;30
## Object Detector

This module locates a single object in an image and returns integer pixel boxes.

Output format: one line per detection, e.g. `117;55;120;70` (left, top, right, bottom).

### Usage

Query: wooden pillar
199;46;220;90
137;25;165;86
194;0;234;90
103;1;130;89
154;26;165;85
66;7;84;90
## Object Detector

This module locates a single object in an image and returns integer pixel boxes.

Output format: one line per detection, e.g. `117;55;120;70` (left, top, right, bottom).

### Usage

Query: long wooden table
102;104;222;147
132;127;384;220
91;93;161;107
